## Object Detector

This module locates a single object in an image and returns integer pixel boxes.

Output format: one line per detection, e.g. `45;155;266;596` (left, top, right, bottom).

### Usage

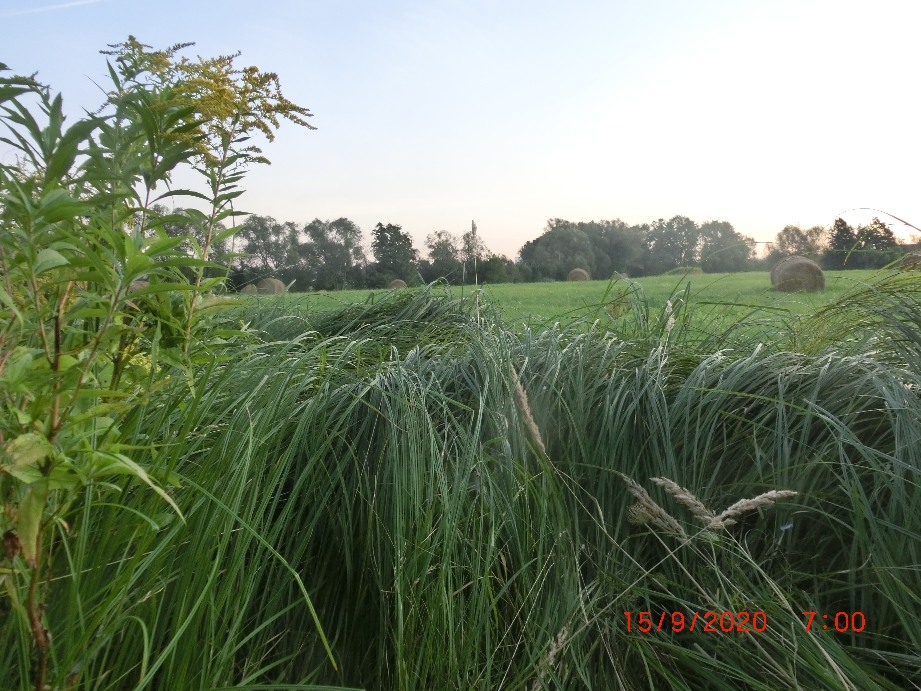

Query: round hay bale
256;278;286;295
770;256;824;291
567;268;590;281
388;279;407;289
899;252;921;271
240;284;258;295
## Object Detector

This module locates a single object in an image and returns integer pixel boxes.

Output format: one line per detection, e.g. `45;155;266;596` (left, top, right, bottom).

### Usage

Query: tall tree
460;226;488;266
772;224;825;258
235;215;297;275
574;219;645;278
301;217;366;290
856;217;898;251
641;216;700;275
530;219;644;278
824;218;857;269
421;230;462;282
698;221;755;273
370;222;418;285
518;223;596;281
823;217;900;269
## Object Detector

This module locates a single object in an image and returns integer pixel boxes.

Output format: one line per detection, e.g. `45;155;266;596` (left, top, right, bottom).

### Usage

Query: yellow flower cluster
130;352;158;375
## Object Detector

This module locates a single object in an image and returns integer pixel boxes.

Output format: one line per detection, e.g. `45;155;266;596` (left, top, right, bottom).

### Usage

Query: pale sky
3;0;920;258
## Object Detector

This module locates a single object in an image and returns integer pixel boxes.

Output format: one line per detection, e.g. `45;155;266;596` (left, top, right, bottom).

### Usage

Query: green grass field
287;270;892;328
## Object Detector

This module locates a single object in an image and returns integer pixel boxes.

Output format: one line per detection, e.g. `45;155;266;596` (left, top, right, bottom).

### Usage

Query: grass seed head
617;473;687;539
651;477;715;525
531;625;570;691
708;490;798;530
510;365;546;456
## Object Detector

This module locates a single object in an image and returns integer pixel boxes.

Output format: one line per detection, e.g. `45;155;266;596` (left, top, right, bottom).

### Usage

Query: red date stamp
623;610;768;633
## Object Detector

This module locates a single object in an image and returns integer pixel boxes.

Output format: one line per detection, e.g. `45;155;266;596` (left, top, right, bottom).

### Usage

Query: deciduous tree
301;217;366;290
773;224;826;258
641;216;700;275
518;222;596;281
699;221;755;273
370;222;418;286
421;230;462;282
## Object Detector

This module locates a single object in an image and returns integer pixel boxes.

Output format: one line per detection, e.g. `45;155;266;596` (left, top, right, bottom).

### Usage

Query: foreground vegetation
3;40;921;691
6;273;921;689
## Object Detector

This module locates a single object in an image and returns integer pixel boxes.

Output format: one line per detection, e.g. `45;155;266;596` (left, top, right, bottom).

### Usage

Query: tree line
222;217;521;290
764;217;912;270
515;215;915;281
157;207;918;291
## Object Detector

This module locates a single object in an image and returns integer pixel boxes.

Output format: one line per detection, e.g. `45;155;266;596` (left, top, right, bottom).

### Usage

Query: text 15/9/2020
623;611;867;633
624;611;766;633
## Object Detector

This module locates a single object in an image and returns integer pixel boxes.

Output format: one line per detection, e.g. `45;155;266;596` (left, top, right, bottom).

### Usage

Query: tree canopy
699;221;756;273
370;222;418;285
823;217;900;270
518;222;597;281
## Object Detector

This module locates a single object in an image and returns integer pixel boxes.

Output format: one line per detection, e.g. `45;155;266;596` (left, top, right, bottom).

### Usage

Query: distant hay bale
900;253;921;271
256;278;286;295
567;268;590;281
389;279;407;289
770;256;824;291
240;284;258;295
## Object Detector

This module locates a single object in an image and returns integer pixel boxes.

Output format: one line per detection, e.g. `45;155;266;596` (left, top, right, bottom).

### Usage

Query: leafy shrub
0;39;315;690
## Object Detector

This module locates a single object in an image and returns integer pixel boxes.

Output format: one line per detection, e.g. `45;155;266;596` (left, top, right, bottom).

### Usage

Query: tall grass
2;276;920;689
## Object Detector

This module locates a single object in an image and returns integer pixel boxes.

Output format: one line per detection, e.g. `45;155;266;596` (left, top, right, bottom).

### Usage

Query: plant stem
27;534;47;691
182;131;234;355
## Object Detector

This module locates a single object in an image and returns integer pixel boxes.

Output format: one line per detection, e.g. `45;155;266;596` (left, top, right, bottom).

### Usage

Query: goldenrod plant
0;41;315;690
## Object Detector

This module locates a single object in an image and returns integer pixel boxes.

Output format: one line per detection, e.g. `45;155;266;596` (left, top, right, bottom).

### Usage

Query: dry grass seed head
650;477;715;525
531;625;570;691
708;490;798;529
510;365;546;456
617;473;687;539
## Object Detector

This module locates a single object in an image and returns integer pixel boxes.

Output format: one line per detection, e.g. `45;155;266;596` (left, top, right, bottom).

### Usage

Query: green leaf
211;225;241;244
18;481;47;566
74;389;132;398
144;235;186;257
152;189;211;203
66;309;113;323
0;286;22;321
0;347;32;384
58;355;80;371
98;453;185;524
34;248;69;274
37;189;88;223
4;465;41;484
123;282;195;297
4;432;53;467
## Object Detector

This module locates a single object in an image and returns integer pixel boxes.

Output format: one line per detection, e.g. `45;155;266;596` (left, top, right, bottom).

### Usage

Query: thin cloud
1;0;109;18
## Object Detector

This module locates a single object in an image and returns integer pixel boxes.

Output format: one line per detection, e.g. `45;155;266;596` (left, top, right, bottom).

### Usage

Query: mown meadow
2;41;921;691
290;269;890;329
